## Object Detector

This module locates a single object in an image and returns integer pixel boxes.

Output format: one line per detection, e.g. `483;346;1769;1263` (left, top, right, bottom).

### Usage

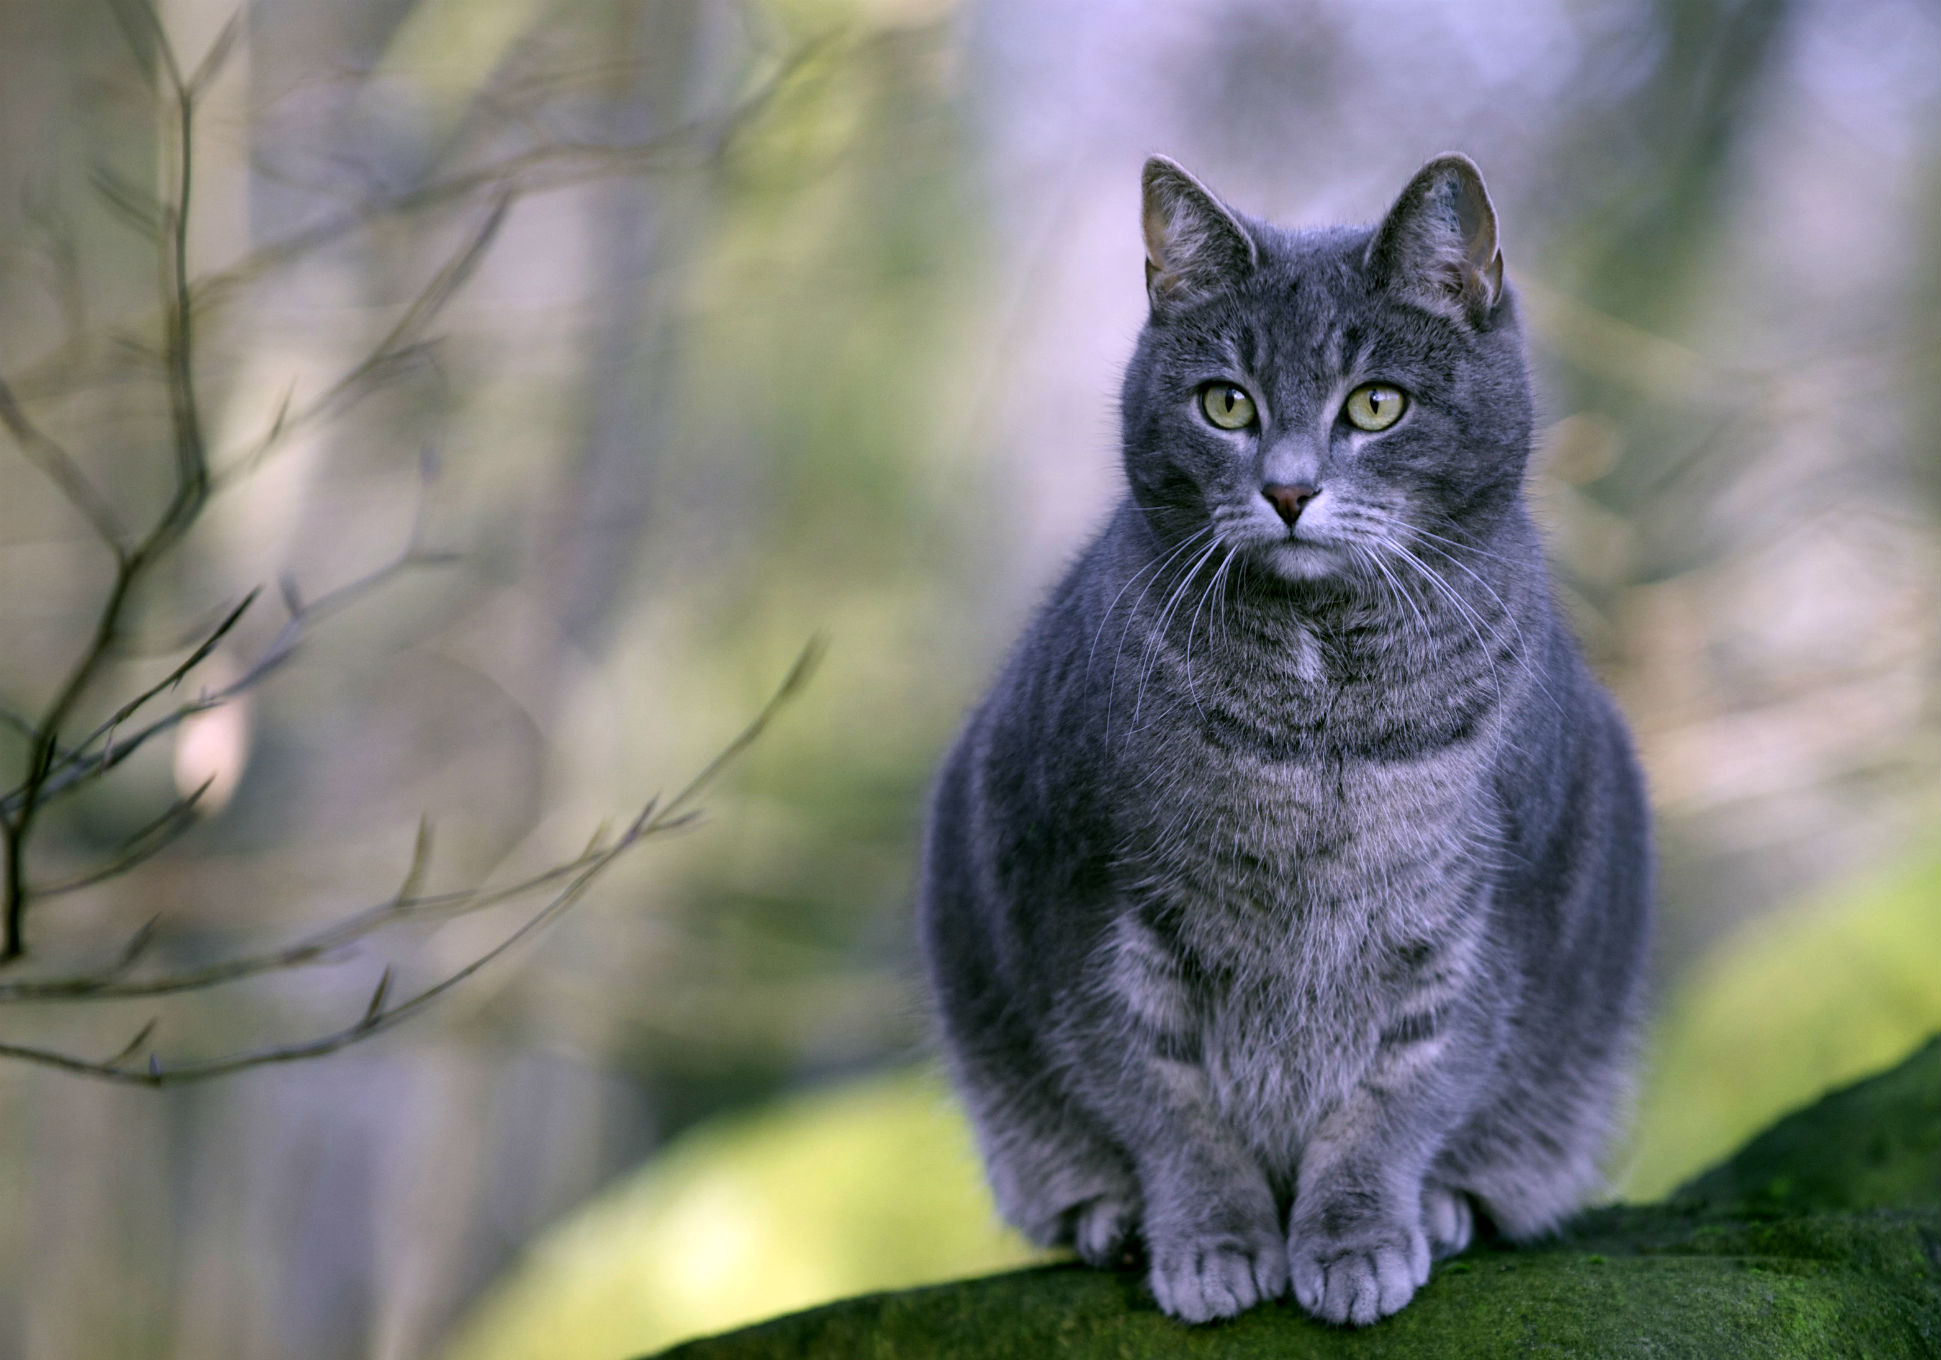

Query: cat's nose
1261;482;1319;527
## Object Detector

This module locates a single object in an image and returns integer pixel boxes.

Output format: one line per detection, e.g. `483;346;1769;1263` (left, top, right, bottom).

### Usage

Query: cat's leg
1062;914;1288;1322
949;1036;1143;1265
922;763;1144;1264
1429;1052;1622;1242
1120;1075;1289;1322
1285;1096;1436;1327
1285;989;1495;1326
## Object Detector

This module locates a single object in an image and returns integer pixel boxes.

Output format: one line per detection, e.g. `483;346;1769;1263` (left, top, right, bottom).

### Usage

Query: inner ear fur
1142;155;1257;309
1365;153;1504;325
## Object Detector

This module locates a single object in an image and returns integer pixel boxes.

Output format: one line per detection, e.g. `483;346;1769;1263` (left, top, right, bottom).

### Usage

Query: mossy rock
651;1036;1941;1358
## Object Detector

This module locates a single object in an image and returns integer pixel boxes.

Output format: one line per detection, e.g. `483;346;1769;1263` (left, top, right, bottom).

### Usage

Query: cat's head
1119;154;1534;585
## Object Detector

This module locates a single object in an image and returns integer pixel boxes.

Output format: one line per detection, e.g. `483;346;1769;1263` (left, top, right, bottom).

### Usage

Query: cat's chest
1112;690;1498;913
1103;904;1424;1172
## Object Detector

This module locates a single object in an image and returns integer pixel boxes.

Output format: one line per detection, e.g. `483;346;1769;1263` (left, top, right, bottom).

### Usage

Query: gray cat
918;153;1652;1327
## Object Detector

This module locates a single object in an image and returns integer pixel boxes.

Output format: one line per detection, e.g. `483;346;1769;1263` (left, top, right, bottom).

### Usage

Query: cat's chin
1254;538;1346;583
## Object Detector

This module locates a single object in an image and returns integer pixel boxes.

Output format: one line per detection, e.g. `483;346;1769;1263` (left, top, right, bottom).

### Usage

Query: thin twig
0;374;127;550
1;35;822;409
0;641;819;1081
29;779;212;900
53;589;259;766
217;194;513;483
193;48;807;309
1;470;448;818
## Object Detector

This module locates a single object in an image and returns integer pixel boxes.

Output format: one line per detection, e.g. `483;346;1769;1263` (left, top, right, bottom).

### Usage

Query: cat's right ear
1142;156;1257;311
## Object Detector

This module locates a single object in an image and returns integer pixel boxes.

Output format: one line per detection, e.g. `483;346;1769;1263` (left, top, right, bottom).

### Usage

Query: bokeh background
2;0;1938;1356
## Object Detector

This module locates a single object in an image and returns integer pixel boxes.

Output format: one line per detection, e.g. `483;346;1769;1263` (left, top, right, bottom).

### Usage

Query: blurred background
1;0;1938;1355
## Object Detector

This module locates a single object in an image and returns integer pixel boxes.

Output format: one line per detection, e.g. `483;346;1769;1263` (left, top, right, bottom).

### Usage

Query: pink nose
1262;482;1319;527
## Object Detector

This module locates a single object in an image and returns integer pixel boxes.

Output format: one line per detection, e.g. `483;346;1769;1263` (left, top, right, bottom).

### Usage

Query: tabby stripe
1379;1006;1447;1049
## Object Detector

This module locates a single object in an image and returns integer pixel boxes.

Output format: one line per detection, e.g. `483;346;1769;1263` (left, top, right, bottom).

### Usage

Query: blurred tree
0;0;810;1084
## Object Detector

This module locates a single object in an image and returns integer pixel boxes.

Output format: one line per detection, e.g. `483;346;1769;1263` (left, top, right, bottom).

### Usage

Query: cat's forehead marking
1240;284;1345;392
1339;330;1376;378
1232;326;1262;378
1319;321;1347;377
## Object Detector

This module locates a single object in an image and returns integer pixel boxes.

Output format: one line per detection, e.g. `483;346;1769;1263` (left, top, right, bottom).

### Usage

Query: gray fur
918;153;1652;1327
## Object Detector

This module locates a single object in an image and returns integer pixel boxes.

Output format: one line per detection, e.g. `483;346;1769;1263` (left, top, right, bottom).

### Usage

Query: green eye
1343;383;1407;432
1200;383;1256;430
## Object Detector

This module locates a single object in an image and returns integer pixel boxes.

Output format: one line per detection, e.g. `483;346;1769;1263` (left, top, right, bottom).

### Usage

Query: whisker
1211;541;1242;656
1102;526;1218;729
1354;539;1431;637
1184;542;1240;717
1093;524;1215;681
1129;536;1227;730
1413;519;1521;568
1408;532;1523;632
1407;531;1569;720
1382;535;1505;704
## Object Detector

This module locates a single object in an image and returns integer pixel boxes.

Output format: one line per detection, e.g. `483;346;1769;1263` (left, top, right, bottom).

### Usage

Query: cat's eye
1343;383;1407;432
1199;383;1256;431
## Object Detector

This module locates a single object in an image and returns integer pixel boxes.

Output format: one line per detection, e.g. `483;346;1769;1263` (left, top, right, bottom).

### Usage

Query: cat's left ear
1366;154;1505;325
1142;156;1257;310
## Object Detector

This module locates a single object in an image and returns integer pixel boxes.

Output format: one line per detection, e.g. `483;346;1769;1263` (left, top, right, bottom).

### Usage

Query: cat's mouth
1257;534;1345;582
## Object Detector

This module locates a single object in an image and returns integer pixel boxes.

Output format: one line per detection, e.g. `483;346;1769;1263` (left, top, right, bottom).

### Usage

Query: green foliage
1623;846;1941;1200
651;1038;1941;1359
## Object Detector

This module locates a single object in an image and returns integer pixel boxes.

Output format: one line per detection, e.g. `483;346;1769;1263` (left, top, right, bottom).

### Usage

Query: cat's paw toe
1148;1234;1288;1323
1422;1184;1474;1260
1289;1230;1429;1327
1071;1194;1141;1268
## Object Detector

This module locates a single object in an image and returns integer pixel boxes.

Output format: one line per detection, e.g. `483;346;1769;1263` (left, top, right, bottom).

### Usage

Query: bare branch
0;5;826;1079
90;164;165;237
2;482;446;820
219;194;514;483
186;10;243;100
104;1017;159;1067
30;779;211;899
157;67;209;540
0;372;127;550
654;634;825;826
1;27;219;962
102;0;161;94
360;966;393;1029
0;825;438;1003
21;182;89;359
192;32;831;320
105;0;187;98
58;588;259;764
0;641;818;1082
1;31;824;418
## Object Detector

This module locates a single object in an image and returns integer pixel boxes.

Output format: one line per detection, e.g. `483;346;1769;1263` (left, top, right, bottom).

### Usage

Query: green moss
1671;1034;1941;1215
650;1038;1941;1359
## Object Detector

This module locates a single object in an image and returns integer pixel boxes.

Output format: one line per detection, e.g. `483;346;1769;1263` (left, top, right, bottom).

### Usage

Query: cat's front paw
1147;1225;1288;1323
1288;1222;1430;1327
